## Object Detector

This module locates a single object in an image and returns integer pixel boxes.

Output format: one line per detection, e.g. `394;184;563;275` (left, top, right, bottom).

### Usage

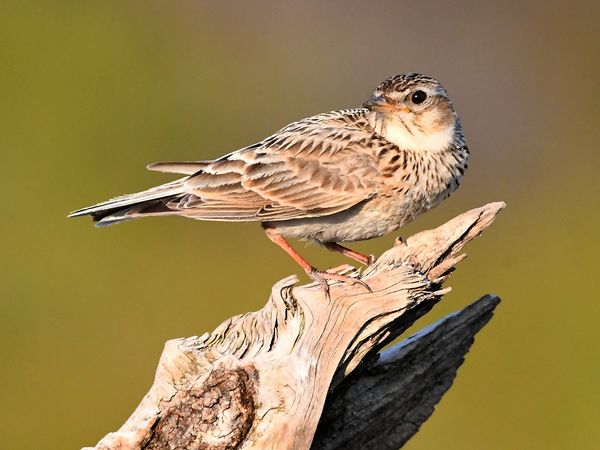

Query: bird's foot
325;263;356;275
308;266;372;299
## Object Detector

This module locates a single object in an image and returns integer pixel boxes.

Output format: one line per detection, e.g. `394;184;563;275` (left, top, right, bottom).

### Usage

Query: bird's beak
363;96;410;114
363;95;390;112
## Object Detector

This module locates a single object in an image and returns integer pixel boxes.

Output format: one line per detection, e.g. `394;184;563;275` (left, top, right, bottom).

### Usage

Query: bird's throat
374;115;456;153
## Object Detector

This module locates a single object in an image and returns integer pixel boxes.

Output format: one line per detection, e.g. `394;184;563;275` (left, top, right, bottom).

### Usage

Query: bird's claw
308;267;372;299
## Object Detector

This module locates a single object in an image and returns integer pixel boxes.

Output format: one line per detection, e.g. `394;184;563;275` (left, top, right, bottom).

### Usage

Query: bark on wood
84;202;505;450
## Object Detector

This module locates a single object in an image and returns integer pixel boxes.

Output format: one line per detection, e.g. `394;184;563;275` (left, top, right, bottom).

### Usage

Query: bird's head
363;73;460;152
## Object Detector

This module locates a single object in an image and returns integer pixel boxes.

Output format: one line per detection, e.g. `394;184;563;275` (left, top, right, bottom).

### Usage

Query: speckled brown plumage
70;73;469;290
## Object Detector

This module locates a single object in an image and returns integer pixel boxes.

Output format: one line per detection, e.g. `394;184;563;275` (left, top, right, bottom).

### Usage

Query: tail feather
68;178;186;224
92;200;175;226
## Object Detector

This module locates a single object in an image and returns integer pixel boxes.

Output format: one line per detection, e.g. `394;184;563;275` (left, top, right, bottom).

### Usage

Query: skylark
70;73;469;291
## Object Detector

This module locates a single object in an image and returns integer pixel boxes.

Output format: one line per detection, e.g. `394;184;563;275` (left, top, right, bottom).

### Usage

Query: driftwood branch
84;202;505;450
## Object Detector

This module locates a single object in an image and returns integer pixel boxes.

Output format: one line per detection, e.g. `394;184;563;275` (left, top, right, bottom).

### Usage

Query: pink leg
264;229;372;296
323;242;376;266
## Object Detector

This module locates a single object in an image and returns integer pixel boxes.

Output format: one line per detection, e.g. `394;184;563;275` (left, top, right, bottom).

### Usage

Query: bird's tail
68;178;186;226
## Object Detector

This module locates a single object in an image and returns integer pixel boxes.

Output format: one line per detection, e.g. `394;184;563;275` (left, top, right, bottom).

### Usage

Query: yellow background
1;1;598;448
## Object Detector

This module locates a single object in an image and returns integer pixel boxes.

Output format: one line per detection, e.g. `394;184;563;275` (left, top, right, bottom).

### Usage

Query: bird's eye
411;90;427;104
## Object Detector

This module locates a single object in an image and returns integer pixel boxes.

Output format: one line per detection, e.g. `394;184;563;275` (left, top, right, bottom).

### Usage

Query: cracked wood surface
83;202;505;450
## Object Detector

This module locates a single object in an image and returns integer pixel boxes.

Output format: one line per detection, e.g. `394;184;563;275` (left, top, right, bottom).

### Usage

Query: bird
69;73;469;293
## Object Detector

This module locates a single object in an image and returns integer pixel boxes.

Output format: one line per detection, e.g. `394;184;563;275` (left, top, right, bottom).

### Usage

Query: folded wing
70;110;381;225
174;111;380;221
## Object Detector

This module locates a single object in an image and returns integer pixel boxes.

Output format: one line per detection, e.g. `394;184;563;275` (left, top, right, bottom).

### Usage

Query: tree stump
84;202;505;450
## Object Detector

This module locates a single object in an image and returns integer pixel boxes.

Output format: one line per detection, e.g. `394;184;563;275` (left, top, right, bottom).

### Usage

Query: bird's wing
172;110;381;221
146;161;211;175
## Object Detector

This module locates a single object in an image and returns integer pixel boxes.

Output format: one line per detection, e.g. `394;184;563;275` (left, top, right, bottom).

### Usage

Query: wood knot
145;366;257;450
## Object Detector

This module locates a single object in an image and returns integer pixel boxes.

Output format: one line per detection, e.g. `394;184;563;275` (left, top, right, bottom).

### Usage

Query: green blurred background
1;1;598;448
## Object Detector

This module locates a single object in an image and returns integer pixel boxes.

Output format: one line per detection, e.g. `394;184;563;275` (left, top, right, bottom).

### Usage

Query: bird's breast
378;144;468;224
266;143;468;244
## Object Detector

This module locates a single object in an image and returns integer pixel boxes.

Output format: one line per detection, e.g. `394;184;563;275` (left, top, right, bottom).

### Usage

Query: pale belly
263;189;450;243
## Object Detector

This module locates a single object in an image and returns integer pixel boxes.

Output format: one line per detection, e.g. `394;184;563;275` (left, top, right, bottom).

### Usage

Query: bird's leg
323;242;376;266
263;228;371;296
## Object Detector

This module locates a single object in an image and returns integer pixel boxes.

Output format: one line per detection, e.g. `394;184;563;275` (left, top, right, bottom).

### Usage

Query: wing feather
80;109;383;224
146;161;211;174
175;110;380;221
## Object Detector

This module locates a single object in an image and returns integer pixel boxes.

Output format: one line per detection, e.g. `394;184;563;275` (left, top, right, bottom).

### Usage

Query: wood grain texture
312;294;500;450
83;202;505;450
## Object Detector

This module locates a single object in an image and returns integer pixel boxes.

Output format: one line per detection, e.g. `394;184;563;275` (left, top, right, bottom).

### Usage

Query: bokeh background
2;1;599;449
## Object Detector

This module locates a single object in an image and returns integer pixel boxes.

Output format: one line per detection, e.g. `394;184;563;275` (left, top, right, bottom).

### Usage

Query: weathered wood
84;202;505;450
311;294;500;450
